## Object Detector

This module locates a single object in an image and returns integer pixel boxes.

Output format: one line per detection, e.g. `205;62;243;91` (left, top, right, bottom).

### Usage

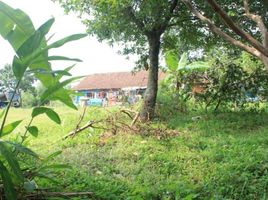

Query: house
0;90;20;108
73;71;165;106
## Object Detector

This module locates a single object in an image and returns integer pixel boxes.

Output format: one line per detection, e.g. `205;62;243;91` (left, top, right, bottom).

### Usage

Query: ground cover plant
4;105;268;200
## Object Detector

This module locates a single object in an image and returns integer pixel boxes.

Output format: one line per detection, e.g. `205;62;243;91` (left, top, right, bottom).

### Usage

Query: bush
21;91;38;108
196;62;268;112
160;49;268;113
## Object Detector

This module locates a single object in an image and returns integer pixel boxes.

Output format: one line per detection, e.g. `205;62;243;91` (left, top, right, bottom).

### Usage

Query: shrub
21;91;38;108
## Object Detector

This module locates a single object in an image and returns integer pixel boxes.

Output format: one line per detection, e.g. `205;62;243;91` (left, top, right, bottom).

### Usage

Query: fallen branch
120;108;140;117
74;106;87;133
120;108;140;127
63;120;99;139
131;112;140;127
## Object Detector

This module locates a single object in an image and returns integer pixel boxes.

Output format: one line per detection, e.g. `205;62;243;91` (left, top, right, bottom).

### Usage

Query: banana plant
0;1;86;199
164;51;209;91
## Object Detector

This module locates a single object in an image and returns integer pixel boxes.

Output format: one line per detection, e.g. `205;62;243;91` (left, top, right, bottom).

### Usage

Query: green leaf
0;161;16;200
185;61;210;71
31;107;47;118
178;53;188;70
1;120;23;137
47;33;87;49
27;68;72;77
17;18;55;57
43;150;62;163
0;1;35;51
55;64;76;81
22;34;86;68
40;76;83;103
45;109;61;124
48;56;82;62
21;34;86;71
27;126;38;137
165;50;178;71
5;141;38;157
12;56;26;80
32;107;61;124
23;34;87;64
23;180;37;192
49;89;78;110
0;141;23;182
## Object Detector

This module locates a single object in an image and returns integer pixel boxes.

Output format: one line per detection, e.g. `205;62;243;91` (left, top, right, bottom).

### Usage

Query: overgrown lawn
6;107;268;199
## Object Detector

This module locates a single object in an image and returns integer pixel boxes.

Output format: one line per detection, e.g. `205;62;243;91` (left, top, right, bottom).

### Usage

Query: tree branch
63;120;100;139
243;0;268;48
205;0;268;57
182;0;261;59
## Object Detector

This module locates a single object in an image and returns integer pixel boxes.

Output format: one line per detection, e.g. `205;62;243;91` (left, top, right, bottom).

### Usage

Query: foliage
161;48;268;112
196;50;268;111
0;1;86;199
0;64;36;95
159;51;209;113
21;91;38;108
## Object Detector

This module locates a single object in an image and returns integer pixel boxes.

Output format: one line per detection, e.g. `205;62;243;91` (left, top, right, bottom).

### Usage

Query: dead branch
120;108;140;127
63;120;100;139
131;112;140;127
74;106;87;132
120;109;134;119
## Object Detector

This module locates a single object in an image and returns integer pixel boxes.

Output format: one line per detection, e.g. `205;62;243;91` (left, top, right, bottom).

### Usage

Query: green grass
5;107;268;199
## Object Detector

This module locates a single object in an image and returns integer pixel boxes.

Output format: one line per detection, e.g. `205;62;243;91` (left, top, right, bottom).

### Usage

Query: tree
54;0;194;121
181;0;268;70
0;64;36;94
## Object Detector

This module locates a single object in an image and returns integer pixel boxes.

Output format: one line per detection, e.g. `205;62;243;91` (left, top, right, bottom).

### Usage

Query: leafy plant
196;51;268;112
0;1;86;199
159;51;209;113
199;61;268;111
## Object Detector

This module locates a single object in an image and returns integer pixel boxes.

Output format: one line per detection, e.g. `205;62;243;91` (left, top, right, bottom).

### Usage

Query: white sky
0;0;136;76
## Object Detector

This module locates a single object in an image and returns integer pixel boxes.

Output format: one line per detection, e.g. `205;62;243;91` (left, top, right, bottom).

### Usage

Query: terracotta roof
73;71;165;91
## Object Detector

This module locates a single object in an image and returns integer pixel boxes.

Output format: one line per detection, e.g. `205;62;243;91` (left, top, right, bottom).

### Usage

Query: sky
0;0;136;76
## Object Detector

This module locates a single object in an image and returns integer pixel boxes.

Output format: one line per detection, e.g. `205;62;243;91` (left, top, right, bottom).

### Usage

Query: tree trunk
140;35;161;122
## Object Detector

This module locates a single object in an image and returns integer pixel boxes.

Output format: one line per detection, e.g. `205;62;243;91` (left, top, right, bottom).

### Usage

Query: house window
87;92;94;98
